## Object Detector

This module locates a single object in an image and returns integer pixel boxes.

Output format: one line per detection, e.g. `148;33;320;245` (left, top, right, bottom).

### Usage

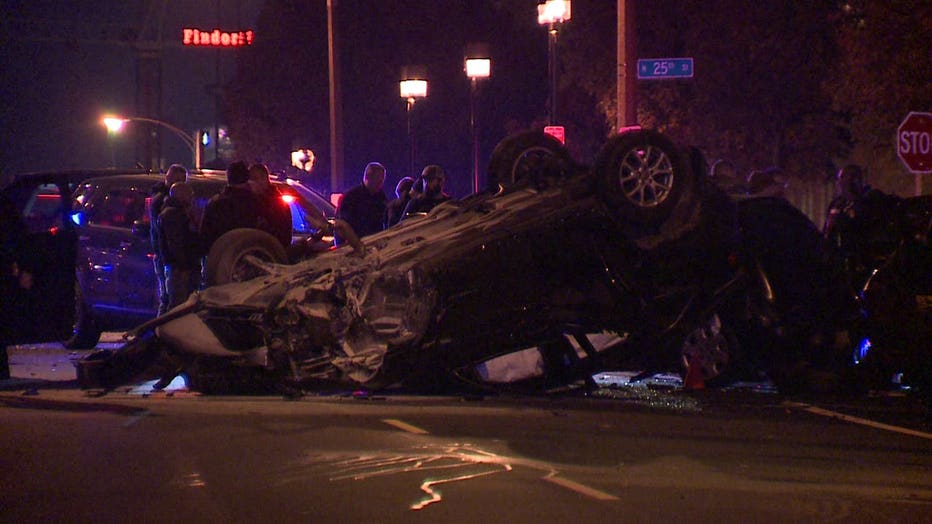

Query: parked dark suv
59;169;336;348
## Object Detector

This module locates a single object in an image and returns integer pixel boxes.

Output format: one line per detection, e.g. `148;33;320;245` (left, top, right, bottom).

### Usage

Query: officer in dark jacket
248;163;293;250
149;164;188;315
200;160;260;255
384;176;415;228
402;165;451;218
336;162;387;240
158;182;203;309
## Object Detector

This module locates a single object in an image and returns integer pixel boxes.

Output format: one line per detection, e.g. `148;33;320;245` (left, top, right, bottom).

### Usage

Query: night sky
1;0;555;197
0;0;264;181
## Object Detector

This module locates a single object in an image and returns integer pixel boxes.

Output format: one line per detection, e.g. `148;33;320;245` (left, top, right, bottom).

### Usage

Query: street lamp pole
548;26;557;125
470;81;479;192
400;66;428;178
538;1;571;125
102;116;201;169
327;0;344;194
465;43;491;194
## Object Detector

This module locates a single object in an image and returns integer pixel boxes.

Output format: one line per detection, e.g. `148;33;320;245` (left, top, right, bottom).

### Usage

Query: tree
562;0;844;181
827;0;932;195
225;0;330;177
226;0;554;197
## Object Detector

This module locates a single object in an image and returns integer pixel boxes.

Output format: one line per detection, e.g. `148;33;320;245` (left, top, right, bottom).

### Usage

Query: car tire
680;313;743;387
205;228;289;286
594;129;700;238
63;282;101;350
486;131;577;192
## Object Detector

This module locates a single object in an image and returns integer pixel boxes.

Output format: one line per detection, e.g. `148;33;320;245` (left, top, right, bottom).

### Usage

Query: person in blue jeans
149;164;188;315
158;182;203;310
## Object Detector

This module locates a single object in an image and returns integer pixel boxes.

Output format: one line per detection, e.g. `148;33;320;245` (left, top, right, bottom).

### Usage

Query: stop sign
897;112;932;173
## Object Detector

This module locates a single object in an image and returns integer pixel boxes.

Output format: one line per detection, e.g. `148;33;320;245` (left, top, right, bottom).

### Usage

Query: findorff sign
183;28;254;47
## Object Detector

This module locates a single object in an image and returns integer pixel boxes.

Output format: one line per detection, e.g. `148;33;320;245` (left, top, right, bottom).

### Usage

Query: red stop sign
897;112;932;173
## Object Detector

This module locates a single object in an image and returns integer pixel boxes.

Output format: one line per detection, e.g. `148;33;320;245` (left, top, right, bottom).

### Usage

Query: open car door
1;174;77;345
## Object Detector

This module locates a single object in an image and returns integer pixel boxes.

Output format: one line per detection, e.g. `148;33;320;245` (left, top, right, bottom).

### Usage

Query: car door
1;176;77;344
76;181;157;315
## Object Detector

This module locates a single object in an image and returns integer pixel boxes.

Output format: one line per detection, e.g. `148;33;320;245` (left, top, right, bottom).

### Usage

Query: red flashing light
182;28;255;47
281;194;297;205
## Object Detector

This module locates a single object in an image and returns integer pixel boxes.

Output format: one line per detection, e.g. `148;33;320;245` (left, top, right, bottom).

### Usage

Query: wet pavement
2;333;929;438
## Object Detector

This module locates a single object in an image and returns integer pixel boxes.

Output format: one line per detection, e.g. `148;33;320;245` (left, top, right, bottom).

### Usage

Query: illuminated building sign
182;28;254;47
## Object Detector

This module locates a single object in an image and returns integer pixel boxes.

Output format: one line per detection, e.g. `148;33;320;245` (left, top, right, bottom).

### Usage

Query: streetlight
537;0;571;125
400;66;428;177
101;115;201;169
465;43;491;194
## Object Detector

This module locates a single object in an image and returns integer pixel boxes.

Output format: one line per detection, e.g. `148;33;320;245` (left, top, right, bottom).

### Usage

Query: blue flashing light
853;337;872;365
70;211;86;227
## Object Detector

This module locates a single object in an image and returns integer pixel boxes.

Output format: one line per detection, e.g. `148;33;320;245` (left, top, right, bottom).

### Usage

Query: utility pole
328;0;344;194
616;0;637;130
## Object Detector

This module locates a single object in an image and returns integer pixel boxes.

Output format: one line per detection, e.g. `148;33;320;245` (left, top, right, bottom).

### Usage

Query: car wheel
486;131;577;192
680;313;742;387
205;228;288;286
595;129;698;228
63;281;101;350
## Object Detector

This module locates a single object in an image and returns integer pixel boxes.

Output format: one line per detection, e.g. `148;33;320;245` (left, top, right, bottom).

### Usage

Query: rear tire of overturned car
486;131;577;192
594;129;699;240
205;228;289;286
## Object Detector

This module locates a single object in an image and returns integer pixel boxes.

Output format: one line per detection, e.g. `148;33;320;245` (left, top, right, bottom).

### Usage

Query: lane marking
382;418;429;434
784;401;932;440
543;473;619;501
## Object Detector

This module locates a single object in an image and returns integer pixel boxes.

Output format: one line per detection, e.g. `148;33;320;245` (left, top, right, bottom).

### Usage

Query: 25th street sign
637;58;694;80
897;112;932;174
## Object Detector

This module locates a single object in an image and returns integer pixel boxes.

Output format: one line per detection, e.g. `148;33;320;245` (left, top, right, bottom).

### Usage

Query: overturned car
78;129;857;395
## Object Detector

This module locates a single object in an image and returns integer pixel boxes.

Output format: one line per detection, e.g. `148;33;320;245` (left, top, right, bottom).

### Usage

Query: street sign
544;125;566;144
897;112;932;173
637;58;694;80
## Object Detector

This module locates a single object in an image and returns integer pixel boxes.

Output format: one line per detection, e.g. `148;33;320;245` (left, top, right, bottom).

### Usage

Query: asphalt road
1;343;931;523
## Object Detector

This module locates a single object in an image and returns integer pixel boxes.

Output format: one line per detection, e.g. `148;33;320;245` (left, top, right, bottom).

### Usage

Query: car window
75;184;149;228
274;182;331;234
279;179;335;216
21;183;67;233
287;197;319;234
